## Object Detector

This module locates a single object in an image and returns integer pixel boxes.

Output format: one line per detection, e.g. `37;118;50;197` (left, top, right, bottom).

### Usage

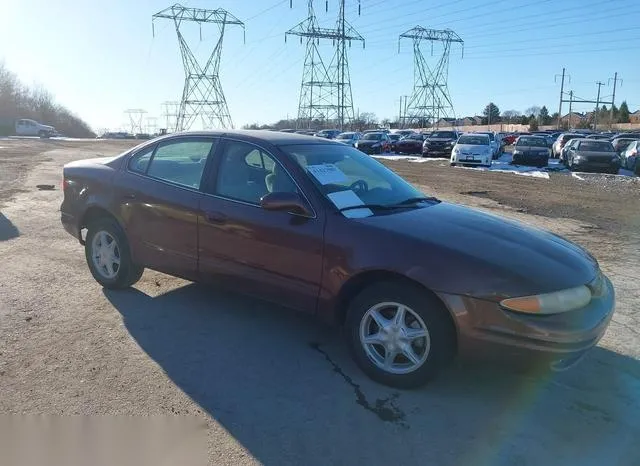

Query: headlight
500;285;591;315
453;148;460;155
513;150;522;155
354;142;358;148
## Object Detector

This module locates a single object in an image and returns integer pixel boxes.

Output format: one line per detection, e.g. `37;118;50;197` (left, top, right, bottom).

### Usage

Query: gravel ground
0;139;639;466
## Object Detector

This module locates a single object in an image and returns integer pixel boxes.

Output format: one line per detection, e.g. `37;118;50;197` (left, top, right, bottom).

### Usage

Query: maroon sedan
61;131;614;388
394;133;426;155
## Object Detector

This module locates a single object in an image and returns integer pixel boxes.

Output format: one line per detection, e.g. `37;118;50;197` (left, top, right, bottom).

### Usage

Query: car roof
156;129;342;146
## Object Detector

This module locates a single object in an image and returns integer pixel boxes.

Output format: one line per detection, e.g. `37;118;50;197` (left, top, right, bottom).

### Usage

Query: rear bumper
438;274;615;370
512;154;549;166
61;211;81;242
571;160;620;172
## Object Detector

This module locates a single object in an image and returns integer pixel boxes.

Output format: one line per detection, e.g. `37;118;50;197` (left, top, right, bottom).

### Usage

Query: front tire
346;281;456;389
85;217;144;289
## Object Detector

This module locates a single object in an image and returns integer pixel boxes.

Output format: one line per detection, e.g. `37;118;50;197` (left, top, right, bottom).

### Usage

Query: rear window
578;141;614;152
561;134;579;143
480;133;495;141
337;133;354;139
430;131;456;139
362;133;382;140
516;137;548;147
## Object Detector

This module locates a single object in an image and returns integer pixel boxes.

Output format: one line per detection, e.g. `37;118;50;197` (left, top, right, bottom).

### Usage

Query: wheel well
79;207;118;243
335;271;458;345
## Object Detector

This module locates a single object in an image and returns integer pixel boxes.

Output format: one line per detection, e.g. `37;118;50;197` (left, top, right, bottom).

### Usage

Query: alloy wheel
91;231;121;280
359;302;431;375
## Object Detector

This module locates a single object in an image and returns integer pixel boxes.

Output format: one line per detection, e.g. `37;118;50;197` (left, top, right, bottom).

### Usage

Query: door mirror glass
260;191;311;217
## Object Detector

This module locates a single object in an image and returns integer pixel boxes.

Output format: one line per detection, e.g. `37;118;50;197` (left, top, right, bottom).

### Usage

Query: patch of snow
571;173;585;181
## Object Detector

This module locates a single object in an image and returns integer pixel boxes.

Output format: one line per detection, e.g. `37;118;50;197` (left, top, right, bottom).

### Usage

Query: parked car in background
476;132;502;159
450;133;492;167
552;133;581;158
531;132;555;148
316;129;342;139
15;118;57;138
388;133;402;152
586;134;613;140
355;132;391;154
394;129;416;138
512;136;550;168
395;133;425;155
335;132;361;147
422;130;458;157
611;137;638;155
559;138;581;165
565;139;620;174
620;140;640;172
501;133;518;145
60;130;615;388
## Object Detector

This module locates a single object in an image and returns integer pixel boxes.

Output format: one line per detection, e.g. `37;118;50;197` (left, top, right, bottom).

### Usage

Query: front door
115;136;218;280
198;138;324;313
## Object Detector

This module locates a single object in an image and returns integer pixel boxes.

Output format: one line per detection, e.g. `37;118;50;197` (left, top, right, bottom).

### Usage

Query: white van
15;119;56;138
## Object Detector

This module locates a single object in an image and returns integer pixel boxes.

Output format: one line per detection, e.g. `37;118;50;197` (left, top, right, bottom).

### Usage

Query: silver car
335;132;361;147
450;133;492;167
620;140;640;172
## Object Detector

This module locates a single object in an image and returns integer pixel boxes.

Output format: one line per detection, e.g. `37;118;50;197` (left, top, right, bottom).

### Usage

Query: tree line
483;101;632;130
0;62;95;137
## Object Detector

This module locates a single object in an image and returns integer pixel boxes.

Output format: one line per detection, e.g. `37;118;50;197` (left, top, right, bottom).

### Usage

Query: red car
61;131;615;388
502;134;518;145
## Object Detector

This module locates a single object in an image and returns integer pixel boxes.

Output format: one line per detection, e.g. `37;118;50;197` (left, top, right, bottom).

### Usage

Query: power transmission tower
124;109;147;135
286;1;364;130
161;101;181;133
145;117;158;135
152;4;245;131
398;27;463;128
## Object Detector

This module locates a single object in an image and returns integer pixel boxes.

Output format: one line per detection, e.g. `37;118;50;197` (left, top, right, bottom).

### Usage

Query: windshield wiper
338;204;405;212
394;196;440;205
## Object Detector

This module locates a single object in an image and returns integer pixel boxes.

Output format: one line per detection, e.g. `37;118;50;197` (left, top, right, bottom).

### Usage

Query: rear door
198;138;325;313
114;136;217;280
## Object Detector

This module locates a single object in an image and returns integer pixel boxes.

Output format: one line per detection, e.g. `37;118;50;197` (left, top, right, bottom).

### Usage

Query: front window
362;133;382;141
283;144;424;213
480;133;495;141
457;136;489;145
430;131;456;139
336;133;353;140
578;141;614;152
516;137;548;148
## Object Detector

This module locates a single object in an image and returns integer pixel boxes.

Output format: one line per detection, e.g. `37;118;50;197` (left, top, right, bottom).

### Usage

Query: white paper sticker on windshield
307;164;348;185
327;190;373;218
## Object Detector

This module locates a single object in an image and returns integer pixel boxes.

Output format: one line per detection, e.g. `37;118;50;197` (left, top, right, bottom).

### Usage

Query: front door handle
205;211;227;224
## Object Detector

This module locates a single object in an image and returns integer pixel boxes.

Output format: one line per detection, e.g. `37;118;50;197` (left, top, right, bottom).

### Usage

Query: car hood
358;140;380;145
358;202;598;298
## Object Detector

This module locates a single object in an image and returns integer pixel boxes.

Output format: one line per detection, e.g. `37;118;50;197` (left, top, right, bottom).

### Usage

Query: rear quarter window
128;146;154;173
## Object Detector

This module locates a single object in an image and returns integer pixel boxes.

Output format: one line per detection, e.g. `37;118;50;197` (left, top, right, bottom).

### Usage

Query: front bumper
357;145;380;154
438;273;615;370
423;146;453;155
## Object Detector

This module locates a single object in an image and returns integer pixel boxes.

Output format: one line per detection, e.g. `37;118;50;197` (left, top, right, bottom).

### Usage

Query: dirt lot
0;139;639;465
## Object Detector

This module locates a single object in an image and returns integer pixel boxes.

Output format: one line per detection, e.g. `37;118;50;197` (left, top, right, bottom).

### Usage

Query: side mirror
260;191;312;217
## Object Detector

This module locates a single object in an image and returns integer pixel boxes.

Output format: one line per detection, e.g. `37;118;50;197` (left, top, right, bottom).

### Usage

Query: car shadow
0;212;19;241
105;284;640;466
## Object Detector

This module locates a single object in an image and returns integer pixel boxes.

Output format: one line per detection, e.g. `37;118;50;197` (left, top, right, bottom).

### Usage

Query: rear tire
85;217;144;289
346;281;456;389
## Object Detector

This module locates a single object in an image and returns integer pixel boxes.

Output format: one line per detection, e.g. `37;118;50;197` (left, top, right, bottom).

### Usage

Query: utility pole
568;91;573;129
608;72;621;128
555;68;570;130
594;81;604;131
398;96;403;128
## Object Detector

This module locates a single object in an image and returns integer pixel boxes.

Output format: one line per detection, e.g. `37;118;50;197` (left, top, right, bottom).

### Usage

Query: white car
477;132;501;159
450;133;493;167
15;119;56;138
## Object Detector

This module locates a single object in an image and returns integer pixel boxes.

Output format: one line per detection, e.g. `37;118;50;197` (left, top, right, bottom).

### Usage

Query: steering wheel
349;179;369;193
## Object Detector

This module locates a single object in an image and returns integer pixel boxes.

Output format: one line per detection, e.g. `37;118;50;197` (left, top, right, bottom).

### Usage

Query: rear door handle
205;211;227;224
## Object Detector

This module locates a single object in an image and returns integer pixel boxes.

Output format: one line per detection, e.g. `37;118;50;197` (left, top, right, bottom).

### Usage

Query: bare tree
525;106;541;118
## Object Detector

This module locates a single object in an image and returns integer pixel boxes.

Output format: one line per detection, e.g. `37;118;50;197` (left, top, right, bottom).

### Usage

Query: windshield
405;134;423;140
457;135;489;145
362;133;382;141
578;141;614;152
283;144;423;212
336;133;354;139
517;137;548;147
430;131;456;139
561;134;579;143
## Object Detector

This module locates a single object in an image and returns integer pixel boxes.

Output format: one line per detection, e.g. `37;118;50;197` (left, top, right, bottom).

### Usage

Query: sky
1;0;639;132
